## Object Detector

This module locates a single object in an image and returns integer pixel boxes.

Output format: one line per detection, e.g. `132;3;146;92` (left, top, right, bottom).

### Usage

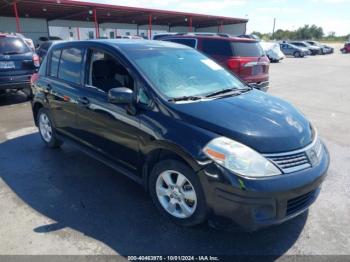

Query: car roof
51;39;192;51
161;34;258;43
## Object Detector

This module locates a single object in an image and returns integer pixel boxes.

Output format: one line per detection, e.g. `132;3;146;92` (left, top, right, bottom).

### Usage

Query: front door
76;48;141;173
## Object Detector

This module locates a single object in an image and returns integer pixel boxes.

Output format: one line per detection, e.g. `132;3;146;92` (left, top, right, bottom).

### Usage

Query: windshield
0;37;30;54
127;48;246;99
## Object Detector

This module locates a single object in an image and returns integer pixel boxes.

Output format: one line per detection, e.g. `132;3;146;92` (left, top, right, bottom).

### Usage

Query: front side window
127;48;245;99
49;49;61;77
88;49;134;93
58;48;84;85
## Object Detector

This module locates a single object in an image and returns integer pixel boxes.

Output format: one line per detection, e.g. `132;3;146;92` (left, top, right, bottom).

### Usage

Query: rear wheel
37;108;62;148
149;159;207;226
294;51;301;58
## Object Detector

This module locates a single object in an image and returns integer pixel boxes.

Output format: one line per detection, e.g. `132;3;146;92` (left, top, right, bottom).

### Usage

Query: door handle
78;97;90;105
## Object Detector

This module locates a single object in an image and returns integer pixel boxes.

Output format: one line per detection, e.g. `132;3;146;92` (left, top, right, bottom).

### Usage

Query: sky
75;0;350;36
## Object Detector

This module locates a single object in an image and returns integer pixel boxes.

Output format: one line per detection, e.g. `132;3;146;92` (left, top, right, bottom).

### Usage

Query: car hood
168;90;313;153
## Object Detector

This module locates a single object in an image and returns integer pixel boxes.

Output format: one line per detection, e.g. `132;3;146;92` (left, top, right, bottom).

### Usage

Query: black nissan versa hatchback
31;40;329;231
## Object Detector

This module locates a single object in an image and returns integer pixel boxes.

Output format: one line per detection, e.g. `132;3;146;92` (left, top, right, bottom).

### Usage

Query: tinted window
40;42;51;51
292;43;305;47
49;49;61;77
0;37;30;54
167;38;196;48
231;42;264;57
58;48;84;85
201;39;233;56
88;49;134;92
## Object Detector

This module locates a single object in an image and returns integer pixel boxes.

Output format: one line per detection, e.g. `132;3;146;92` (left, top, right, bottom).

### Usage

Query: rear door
45;46;85;137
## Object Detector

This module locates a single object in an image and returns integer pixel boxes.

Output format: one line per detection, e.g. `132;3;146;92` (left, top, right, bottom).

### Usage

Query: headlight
203;137;281;178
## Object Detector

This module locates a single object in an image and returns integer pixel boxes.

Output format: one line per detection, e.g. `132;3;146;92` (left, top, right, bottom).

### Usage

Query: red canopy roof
0;0;248;28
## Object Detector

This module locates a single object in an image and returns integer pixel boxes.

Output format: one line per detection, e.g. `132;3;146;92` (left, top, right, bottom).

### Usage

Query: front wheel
149;159;207;226
37;108;62;148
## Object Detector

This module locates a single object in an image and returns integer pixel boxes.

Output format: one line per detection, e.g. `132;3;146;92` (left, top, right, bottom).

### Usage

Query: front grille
287;190;316;216
267;152;311;173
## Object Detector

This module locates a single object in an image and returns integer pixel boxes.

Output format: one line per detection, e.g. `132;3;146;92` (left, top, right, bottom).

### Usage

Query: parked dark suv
161;35;270;91
0;33;39;96
31;40;329;231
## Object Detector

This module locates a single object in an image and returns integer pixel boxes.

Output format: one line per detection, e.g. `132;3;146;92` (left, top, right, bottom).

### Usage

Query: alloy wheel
156;170;197;219
39;113;53;143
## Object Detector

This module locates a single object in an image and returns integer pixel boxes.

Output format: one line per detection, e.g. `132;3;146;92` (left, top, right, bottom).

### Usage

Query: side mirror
108;87;133;104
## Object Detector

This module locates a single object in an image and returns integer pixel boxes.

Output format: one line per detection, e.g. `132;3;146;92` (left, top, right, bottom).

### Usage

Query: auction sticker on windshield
201;59;223;71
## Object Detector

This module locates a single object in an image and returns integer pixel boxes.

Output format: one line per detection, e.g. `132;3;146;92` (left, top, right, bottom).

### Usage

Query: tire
37;108;62;148
22;86;33;100
149;159;207;227
294;51;301;58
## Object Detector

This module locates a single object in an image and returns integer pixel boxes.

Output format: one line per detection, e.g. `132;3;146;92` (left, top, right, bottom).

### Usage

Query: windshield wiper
205;88;242;98
168;95;203;102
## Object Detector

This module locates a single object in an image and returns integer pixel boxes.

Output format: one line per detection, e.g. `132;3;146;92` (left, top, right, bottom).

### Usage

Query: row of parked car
0;31;344;99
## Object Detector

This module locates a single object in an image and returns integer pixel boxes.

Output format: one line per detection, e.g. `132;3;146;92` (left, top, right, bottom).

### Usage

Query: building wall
196;23;247;35
0;16;48;44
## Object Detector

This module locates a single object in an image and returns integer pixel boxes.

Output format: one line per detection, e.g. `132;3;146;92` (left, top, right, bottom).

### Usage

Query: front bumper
198;143;330;231
0;74;32;90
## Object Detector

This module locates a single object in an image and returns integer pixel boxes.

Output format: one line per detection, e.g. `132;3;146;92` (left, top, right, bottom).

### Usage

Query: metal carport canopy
0;0;248;31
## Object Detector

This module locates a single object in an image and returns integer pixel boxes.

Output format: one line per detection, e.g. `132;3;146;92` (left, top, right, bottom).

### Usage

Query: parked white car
260;41;285;62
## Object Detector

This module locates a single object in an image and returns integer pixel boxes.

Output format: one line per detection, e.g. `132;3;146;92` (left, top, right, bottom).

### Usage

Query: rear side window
0;37;30;55
167;38;196;48
58;48;84;85
230;42;265;57
49;49;61;77
201;39;233;56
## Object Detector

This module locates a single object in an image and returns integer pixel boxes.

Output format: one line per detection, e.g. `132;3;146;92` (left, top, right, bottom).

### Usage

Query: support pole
219;21;223;33
93;8;99;39
76;27;80;40
148;14;152;39
13;0;21;33
188;17;193;32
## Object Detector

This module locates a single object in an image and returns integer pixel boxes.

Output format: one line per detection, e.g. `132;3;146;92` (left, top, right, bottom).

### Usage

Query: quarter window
201;39;233;57
49;49;61;77
58;48;84;85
